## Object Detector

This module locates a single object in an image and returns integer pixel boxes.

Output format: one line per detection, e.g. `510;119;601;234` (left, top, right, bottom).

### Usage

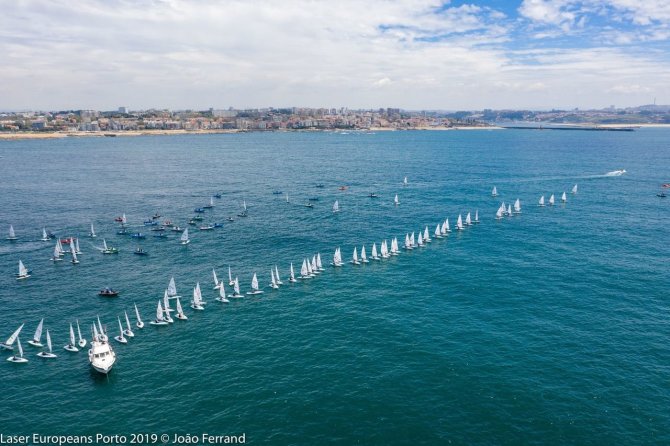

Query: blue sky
0;0;669;110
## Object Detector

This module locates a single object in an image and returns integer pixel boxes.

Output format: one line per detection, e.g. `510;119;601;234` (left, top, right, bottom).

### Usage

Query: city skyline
1;0;669;110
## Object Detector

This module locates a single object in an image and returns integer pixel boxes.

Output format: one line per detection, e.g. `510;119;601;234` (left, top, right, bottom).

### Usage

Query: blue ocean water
0;129;668;445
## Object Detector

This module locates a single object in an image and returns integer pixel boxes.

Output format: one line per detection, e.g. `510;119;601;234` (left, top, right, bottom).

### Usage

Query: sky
1;0;669;111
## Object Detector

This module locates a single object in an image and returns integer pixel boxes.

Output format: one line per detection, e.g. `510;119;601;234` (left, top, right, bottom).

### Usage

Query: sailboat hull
27;340;43;348
113;336;127;344
150;320;168;326
7;357;28;363
64;345;79;352
37;352;57;358
123;330;135;338
78;340;87;348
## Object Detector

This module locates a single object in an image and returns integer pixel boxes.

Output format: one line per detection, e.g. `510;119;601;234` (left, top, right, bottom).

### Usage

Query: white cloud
0;0;668;110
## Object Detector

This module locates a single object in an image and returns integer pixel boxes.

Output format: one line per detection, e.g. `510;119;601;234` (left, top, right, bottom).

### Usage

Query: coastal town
0;104;668;137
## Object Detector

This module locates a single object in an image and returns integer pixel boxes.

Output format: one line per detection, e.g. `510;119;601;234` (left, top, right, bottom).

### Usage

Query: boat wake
604;169;626;177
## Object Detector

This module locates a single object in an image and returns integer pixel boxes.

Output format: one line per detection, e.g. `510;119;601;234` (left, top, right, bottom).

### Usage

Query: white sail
210;196;215;207
317;253;324;270
301;259;308;276
167;277;178;297
52;243;61;260
417;232;424;246
116;318;126;342
371;243;378;259
217;282;229;302
17;336;24;359
445;218;451;233
514;199;521;213
434;224;441;238
496;206;503;219
457;215;463;230
234;277;240;295
394;194;399;205
410;232;416;247
31;319;44;345
306;259;313;275
403;176;408;186
251;273;259;291
572;184;578;194
352;247;359;263
45;330;53;354
90;222;96;237
507;204;512;216
103;239;108;250
176;297;184;315
155;300;164;321
76;320;86;346
549;194;555;205
286;193;289;203
18;260;28;277
121;213;127;224
290;262;296;281
424;226;430;242
474;210;479;223
124;311;134;336
561;192;567;202
212;268;221;289
1;323;24;349
71;246;79;264
465;212;472;226
8;225;16;239
163;290;173;314
275;265;283;283
75;238;81;254
333;200;339;212
41;228;48;241
270;269;278;288
243;200;247;211
492;186;498;197
539;195;545;206
180;227;189;244
361;245;368;261
228;266;234;285
311;255;318;273
69;324;76;345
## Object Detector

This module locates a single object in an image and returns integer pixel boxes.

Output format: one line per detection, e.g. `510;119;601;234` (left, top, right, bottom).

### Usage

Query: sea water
0;129;668;445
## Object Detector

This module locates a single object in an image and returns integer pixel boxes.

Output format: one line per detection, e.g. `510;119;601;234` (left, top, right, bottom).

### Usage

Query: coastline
2;123;668;141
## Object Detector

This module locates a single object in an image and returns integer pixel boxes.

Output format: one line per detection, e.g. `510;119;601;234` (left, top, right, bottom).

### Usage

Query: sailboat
351;247;360;265
247;273;264;295
28;319;44;347
228;266;234;286
507;204;513;216
316;254;324;271
238;200;248;217
123;312;135;337
215;283;229;303
7;225;17;241
74;238;82;254
538;195;545;207
404;234;412;250
163;291;175;322
434;224;442;239
391;237;400;255
394;194;399;205
89;222;97;238
300;259;310;278
332;248;343;267
561;192;567;203
492;186;498;197
0;324;24;350
371;243;380;260
285;193;289;203
269;269;279;289
101;239;118;254
228;277;243;298
64;323;79;352
465;212;472;226
114;317;127;344
41;228;49;242
71;245;80;264
445;218;452;233
57;239;66;256
150;300;168;325
456;215;464;231
514;199;521;214
380;240;388;259
423;226;431;242
403;176;408;186
134;303;144;329
167;277;179;298
16;260;30;279
7;336;28;363
333;200;340;213
306;258;314;277
474;210;480;224
76;320;86;347
275;265;284;284
496;205;504;220
175;297;188;319
51;242;63;262
212;268;222;290
572;184;578;194
37;329;57;358
417;232;424;247
360;245;369;262
549;194;555;206
180;227;190;245
289;263;297;282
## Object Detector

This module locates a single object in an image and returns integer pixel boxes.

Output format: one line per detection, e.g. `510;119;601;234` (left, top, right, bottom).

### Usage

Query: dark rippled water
0;129;668;445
